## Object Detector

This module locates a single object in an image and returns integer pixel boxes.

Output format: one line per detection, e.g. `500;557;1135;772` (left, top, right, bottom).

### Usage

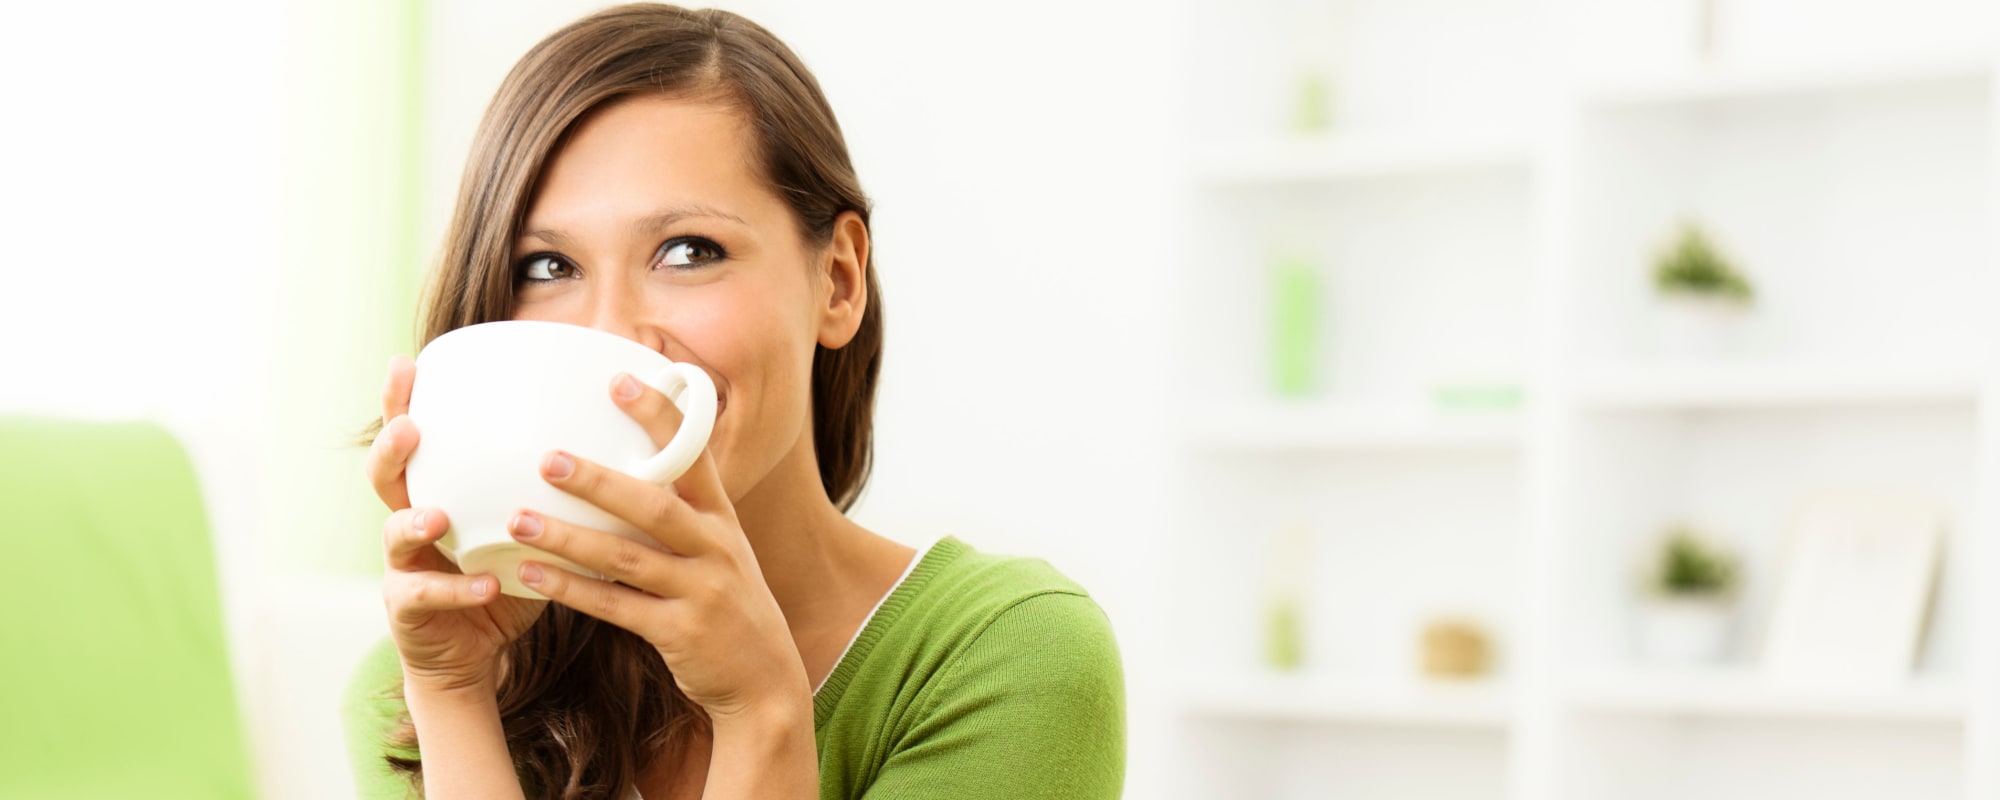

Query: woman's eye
658;237;725;269
518;255;575;282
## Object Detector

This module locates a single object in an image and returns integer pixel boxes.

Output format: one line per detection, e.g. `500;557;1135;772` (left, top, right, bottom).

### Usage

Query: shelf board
1563;667;1965;722
1179;672;1511;729
1191;131;1535;186
1582;51;1992;108
1573;362;1980;410
1186;404;1523;452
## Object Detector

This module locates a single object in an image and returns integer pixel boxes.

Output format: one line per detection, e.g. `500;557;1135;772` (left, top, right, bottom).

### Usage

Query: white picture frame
1761;490;1944;685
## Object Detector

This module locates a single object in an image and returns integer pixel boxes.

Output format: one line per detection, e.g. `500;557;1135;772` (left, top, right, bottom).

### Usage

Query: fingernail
413;509;429;535
510;512;541;539
471;578;491;598
543;451;574;480
613;373;642;402
520;563;544;585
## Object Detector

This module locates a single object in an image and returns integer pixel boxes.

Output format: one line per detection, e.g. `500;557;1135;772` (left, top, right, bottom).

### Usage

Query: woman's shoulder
918;536;1092;606
895;536;1113;651
817;538;1126;799
344;635;406;720
844;536;1122;701
347;634;405;688
341;637;421;798
342;635;413;738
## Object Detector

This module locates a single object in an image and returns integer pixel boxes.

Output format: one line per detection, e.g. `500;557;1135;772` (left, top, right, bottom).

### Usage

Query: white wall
0;0;288;791
1;1;1189;797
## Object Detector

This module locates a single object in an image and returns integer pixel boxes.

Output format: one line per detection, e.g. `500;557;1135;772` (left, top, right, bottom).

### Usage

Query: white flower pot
1638;597;1734;665
1650;294;1748;359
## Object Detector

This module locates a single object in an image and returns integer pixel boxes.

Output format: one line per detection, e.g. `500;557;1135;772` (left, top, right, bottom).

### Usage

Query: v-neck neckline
810;536;964;729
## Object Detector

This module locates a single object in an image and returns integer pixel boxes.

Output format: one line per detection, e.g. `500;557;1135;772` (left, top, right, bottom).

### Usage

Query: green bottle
1266;593;1305;671
1264;522;1310;671
1271;256;1319;397
1291;69;1333;135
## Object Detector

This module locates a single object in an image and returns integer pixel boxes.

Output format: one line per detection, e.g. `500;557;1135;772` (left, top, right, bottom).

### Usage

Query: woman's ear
816;210;870;349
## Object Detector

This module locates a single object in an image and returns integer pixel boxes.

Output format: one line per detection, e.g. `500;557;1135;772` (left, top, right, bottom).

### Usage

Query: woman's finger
516;558;661;634
366;414;418;510
507;510;684;596
539;450;713;556
381;354;416;423
610;371;685;449
383;569;497;623
383;507;458;574
670;446;729;515
610;371;728;511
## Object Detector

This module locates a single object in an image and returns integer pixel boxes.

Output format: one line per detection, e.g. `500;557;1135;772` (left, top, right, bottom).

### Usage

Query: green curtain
276;0;429;577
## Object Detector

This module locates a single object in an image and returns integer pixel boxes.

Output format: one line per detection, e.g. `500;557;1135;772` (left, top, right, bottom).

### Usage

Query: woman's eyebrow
520;204;749;246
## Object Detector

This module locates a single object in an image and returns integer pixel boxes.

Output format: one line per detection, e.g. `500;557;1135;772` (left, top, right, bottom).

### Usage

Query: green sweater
342;536;1126;799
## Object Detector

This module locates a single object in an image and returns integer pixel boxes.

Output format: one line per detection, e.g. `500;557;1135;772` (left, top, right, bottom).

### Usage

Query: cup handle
627;362;718;484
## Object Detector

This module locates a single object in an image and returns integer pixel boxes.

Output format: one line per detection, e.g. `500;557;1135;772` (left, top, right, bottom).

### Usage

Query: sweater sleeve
341;636;422;800
860;592;1126;800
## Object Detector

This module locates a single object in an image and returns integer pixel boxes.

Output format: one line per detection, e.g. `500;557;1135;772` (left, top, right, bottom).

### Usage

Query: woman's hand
369;354;548;694
504;371;811;723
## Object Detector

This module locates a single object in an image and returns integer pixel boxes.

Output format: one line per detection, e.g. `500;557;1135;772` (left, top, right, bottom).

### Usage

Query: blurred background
3;0;1999;798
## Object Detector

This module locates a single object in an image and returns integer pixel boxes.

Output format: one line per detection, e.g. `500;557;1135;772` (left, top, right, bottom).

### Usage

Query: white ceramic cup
404;320;717;599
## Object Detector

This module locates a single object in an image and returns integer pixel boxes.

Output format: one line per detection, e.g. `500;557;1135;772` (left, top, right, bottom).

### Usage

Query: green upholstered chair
0;417;256;799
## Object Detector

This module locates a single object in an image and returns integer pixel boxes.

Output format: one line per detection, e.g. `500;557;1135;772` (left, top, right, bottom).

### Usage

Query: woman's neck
726;432;914;676
638;433;915;799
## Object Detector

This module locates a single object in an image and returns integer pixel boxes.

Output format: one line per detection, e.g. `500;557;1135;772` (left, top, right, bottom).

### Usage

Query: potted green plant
1637;526;1739;664
1650;221;1754;358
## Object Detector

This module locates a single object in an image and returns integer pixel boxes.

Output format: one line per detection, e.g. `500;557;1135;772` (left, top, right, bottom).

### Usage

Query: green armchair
0;417;256;799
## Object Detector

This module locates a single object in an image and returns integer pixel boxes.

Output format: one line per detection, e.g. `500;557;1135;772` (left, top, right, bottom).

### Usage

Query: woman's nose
580;302;669;354
585;320;667;353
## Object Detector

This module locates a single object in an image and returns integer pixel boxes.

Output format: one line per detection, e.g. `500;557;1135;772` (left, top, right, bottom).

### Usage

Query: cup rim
421;319;669;363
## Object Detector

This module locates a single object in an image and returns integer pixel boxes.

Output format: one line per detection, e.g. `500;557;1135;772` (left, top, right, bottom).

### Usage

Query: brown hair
368;4;881;797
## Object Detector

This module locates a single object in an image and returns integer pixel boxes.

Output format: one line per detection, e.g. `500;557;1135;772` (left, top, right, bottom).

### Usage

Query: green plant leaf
1654;222;1755;305
1652;527;1738;597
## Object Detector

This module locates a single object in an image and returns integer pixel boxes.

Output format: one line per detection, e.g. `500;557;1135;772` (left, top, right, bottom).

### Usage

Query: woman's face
507;94;862;503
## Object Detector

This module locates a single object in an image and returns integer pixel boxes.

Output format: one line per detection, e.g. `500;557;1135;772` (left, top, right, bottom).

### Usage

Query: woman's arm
859;592;1126;800
402;677;528;800
703;701;820;799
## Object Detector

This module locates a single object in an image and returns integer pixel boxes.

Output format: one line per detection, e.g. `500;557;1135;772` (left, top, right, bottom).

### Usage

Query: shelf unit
1186;404;1523;452
1181;673;1511;729
1578;50;1995;108
1572;363;1982;410
1561;667;1965;723
1169;1;2000;798
1191;131;1537;186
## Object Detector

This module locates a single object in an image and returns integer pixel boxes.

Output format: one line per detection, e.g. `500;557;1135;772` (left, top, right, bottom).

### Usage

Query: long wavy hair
364;4;881;797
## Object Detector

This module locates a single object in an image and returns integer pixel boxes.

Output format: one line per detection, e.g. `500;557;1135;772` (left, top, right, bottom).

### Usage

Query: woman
341;5;1125;799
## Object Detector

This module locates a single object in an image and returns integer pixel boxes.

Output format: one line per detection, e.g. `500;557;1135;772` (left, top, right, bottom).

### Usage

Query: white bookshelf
1562;667;1966;723
1579;50;1994;108
1181;673;1511;729
1187;404;1523;452
1169;1;2000;798
1572;362;1983;410
1192;130;1537;186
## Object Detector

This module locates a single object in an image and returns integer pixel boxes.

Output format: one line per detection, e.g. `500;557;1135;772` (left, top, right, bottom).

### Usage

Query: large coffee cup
405;320;717;599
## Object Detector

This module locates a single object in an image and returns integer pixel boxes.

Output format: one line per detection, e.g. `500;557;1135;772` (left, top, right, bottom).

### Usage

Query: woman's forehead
520;95;772;234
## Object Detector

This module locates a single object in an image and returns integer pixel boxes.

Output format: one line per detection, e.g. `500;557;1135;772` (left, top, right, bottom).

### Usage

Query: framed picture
1761;490;1944;684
